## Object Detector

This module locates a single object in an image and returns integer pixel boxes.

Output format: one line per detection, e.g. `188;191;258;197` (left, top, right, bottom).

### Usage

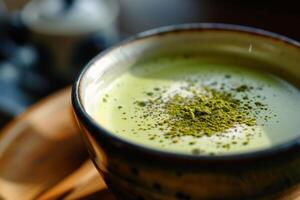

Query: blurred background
0;0;299;127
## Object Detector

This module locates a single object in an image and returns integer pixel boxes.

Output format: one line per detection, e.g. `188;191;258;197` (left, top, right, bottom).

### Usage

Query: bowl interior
77;24;300;156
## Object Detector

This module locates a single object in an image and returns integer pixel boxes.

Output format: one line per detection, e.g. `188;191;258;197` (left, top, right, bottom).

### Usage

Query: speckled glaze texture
72;23;300;200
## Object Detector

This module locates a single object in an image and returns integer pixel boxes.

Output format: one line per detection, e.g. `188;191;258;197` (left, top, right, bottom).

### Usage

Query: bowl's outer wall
76;116;300;200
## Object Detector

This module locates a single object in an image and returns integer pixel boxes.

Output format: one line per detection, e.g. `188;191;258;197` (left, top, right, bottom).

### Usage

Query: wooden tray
0;88;300;200
0;88;114;200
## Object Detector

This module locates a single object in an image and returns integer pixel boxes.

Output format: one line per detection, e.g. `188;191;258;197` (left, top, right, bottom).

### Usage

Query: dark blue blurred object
0;41;59;126
0;0;116;127
63;0;75;11
0;13;61;127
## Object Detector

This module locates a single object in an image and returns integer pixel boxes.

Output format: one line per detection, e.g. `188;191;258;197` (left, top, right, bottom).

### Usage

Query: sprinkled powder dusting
131;78;271;154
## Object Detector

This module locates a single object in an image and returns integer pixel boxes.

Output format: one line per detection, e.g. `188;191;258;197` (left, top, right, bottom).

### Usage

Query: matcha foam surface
89;57;300;155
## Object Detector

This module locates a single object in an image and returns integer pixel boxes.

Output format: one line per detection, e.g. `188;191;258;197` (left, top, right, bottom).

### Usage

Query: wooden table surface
0;88;114;200
0;88;300;200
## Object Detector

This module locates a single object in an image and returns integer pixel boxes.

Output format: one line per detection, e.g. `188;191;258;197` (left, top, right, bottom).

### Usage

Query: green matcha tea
90;56;300;155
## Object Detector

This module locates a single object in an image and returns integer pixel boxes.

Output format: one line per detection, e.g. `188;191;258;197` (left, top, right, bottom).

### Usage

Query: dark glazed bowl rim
72;23;300;166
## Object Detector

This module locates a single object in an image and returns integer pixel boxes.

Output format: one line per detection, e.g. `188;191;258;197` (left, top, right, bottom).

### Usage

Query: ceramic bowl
72;23;300;200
